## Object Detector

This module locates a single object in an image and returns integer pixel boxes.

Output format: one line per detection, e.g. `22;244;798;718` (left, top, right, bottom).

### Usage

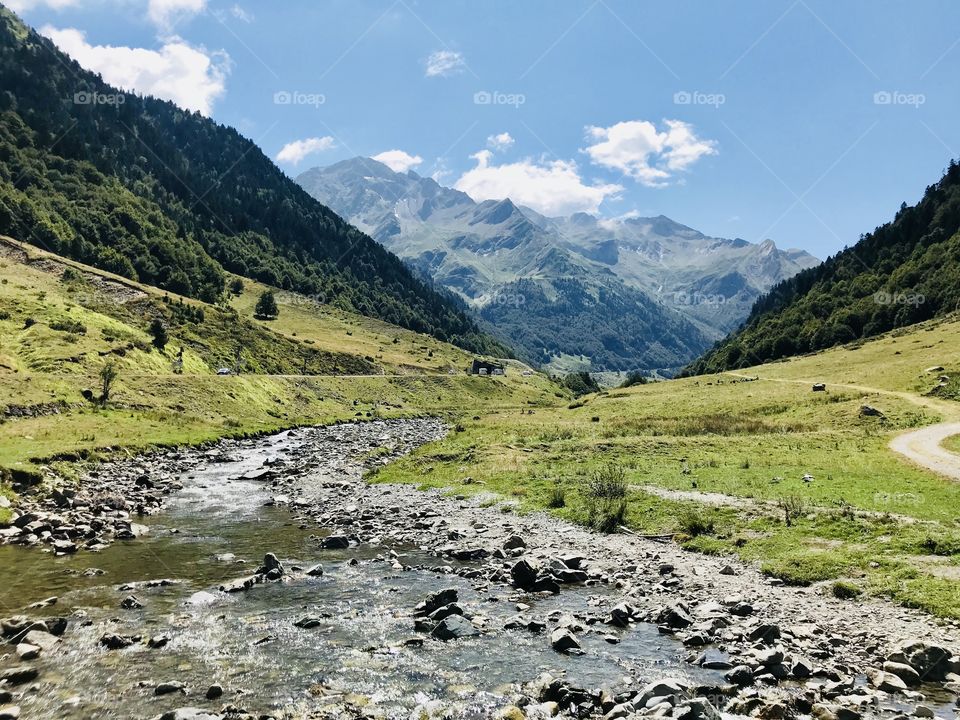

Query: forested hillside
689;160;960;373
0;6;505;354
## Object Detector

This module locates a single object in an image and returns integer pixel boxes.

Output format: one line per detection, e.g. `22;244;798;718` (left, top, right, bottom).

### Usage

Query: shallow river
0;428;722;719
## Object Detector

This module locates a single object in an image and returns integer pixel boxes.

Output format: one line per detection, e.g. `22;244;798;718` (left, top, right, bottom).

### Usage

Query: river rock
414;588;458;617
0;666;38;685
294;617;323;629
205;684;223;700
99;633;137;650
257;553;283;576
635;679;688;707
867;668;908;693
305;563;324;577
22;629;59;652
320;535;350;549
882;660;920;685
510;559;538;590
503;535;526;550
120;595;143;609
550;628;580;653
15;643;40;660
675;697;720;720
154;681;187;696
0;706;20;720
898;642;953;681
431;615;479;640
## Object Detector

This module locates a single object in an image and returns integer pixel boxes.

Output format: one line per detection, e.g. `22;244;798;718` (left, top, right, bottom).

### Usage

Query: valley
297;158;817;374
0;3;959;720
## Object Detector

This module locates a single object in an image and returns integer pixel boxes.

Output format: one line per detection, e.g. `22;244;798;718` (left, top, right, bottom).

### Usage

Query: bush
620;370;648;388
582;464;628;533
677;509;715;537
831;580;862;600
547;485;566;509
49;319;87;334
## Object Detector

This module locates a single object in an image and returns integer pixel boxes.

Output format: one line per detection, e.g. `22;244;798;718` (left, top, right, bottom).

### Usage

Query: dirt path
890;421;960;481
727;372;960;481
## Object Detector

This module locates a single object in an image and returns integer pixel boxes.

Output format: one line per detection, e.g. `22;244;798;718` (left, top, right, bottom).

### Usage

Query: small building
470;359;505;376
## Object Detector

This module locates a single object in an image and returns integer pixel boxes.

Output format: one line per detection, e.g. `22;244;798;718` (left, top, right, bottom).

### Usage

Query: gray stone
431;615;479;641
550;628;581;654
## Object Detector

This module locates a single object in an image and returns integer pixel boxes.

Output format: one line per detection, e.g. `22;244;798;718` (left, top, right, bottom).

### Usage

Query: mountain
0;7;506;356
687;160;960;374
297;157;817;373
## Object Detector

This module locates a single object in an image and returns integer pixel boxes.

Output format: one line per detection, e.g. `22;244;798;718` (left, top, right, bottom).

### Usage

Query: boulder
867;668;907;693
0;666;38;685
431;615;479;641
510;559;538;590
900;642;953;681
635;679;688;707
414;588;458;617
320;535;350;549
550;628;581;654
154;681;187;696
305;564;324;577
882;660;920;686
503;535;526;550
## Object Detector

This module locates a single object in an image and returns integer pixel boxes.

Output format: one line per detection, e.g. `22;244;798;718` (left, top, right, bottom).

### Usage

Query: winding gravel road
890;421;960;480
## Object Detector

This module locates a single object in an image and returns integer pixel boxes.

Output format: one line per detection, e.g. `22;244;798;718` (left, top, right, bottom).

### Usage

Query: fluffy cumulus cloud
486;132;514;152
372;149;423;173
275;136;336;165
148;0;206;31
424;50;465;77
583;119;717;187
42;26;229;115
455;151;621;217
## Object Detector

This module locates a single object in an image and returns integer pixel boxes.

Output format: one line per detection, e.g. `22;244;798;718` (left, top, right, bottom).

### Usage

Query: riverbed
0;420;721;719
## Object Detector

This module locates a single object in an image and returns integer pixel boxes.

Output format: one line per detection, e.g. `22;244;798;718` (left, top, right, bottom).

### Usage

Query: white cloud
7;0;77;11
583;119;717;187
275;136;336;165
372;149;423;173
148;0;205;31
424;50;465;78
486;132;514;152
42;26;229;115
229;4;252;22
454;151;621;217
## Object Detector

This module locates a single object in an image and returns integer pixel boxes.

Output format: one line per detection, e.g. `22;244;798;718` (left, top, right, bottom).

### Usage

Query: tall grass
582;463;627;533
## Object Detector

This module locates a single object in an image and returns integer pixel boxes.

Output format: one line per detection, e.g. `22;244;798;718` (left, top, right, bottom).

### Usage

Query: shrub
831;580;862;599
582;464;628;533
678;509;715;537
548;485;566;508
778;495;806;527
49;319;87;334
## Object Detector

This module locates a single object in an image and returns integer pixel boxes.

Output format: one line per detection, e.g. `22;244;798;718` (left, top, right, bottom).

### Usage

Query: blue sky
11;0;960;259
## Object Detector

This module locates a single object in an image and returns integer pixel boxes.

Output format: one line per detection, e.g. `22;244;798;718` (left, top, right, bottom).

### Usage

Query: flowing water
0;427;720;719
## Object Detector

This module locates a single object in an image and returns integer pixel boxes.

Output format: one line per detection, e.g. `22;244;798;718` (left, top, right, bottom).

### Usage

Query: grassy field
378;315;960;618
4;234;960;617
0;236;562;479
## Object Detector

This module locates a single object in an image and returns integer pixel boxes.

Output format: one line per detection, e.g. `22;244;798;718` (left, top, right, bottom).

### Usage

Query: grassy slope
378;315;960;618
0;236;562;475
